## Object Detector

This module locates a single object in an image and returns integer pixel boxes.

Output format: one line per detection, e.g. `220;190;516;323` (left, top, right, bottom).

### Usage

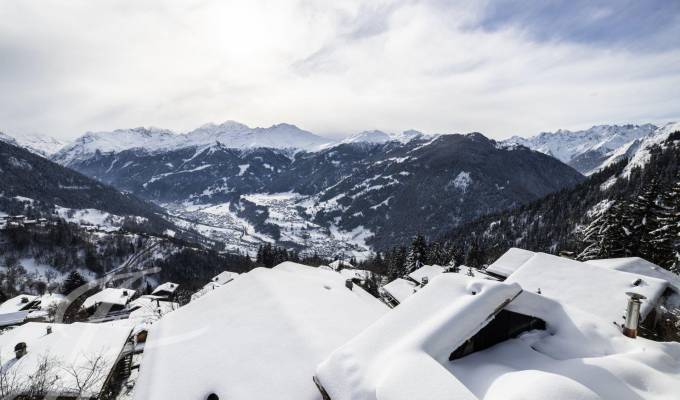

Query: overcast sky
1;0;679;141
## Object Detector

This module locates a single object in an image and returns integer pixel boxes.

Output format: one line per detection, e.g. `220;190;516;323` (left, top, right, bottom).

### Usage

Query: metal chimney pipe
623;292;646;338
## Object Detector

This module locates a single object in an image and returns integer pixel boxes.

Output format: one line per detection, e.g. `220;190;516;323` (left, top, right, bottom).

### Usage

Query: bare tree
0;353;60;400
61;353;108;399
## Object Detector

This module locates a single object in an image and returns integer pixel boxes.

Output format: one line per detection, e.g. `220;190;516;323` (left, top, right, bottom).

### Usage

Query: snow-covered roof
82;288;136;309
329;259;354;271
380;278;418;304
407;264;445;283
340;268;372;281
506;252;668;323
0;311;29;327
134;262;387;400
151;282;179;296
318;271;680;400
0;294;39;313
586;257;680;292
0;322;131;398
449;289;680;400
316;274;523;400
211;270;240;285
128;296;178;324
486;247;536;277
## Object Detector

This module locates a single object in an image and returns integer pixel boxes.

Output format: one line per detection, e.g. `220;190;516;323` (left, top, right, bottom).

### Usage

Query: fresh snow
134;263;387;400
506;252;668;323
485;247;536;278
82;287;136;309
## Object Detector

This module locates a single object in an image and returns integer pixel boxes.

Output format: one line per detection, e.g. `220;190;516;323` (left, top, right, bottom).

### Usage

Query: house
127;295;179;324
379;278;419;306
0;294;40;313
315;272;680;400
485;247;536;278
407;264;446;285
505;252;669;326
329;259;354;271
133;262;387;400
0;293;67;328
191;271;240;301
82;288;136;318
150;282;179;300
0;321;132;399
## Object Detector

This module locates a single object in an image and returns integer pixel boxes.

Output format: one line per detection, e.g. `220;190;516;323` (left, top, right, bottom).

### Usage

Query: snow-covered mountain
503;123;663;175
0;130;66;157
62;133;583;254
341;129;428;145
52;121;334;165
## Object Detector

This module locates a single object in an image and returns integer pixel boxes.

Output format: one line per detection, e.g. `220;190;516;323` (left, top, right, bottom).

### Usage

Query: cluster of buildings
0;249;679;399
0;215;50;230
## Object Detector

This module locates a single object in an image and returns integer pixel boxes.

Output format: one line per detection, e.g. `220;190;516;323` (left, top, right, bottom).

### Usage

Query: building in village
150;282;179;301
0;321;132;399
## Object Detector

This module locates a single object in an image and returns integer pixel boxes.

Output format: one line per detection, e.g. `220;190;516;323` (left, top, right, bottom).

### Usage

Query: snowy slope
504;123;661;175
0;130;66;156
53;121;334;165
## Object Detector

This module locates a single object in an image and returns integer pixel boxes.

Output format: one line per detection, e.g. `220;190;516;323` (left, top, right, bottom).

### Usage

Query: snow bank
134;262;387;400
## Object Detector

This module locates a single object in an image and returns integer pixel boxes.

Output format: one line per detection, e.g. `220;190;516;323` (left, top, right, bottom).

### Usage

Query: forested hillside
359;131;680;278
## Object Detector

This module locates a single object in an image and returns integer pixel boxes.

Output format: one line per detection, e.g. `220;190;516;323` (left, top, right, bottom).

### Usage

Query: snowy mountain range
0;130;66;157
503;122;679;175
59;133;583;255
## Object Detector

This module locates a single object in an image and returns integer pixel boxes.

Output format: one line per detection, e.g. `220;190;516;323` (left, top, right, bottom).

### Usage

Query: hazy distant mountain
52;121;334;166
0;130;66;157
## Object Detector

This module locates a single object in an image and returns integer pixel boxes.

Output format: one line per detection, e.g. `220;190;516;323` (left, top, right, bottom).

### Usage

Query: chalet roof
506;252;668;323
380;278;418;304
317;271;680;400
316;274;522;400
329;259;354;271
586;257;680;292
0;294;39;313
0;311;29;327
151;282;179;295
211;270;240;285
82;288;135;309
134;262;387;400
0;322;131;398
485;247;536;277
408;264;446;283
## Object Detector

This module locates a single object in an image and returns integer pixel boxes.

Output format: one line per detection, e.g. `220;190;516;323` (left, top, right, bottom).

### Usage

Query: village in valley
0;205;678;400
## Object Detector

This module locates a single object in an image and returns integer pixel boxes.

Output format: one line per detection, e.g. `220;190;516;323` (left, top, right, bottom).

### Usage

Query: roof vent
20;296;29;303
421;277;429;286
122;290;128;296
632;278;643;287
46;326;52;335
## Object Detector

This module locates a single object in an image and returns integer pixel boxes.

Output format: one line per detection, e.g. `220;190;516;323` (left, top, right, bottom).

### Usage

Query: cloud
0;0;678;141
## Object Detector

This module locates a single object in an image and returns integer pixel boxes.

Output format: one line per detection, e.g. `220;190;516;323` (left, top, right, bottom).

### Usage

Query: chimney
46;326;52;335
421;276;429;286
345;279;353;290
122;290;128;296
14;342;27;359
623;292;646;338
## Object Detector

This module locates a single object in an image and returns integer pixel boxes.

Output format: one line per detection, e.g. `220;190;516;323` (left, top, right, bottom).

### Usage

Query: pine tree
62;270;87;295
577;201;629;260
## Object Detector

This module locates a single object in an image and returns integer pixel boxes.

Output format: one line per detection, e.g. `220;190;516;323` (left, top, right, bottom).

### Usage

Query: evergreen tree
577;201;629;260
61;270;87;295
